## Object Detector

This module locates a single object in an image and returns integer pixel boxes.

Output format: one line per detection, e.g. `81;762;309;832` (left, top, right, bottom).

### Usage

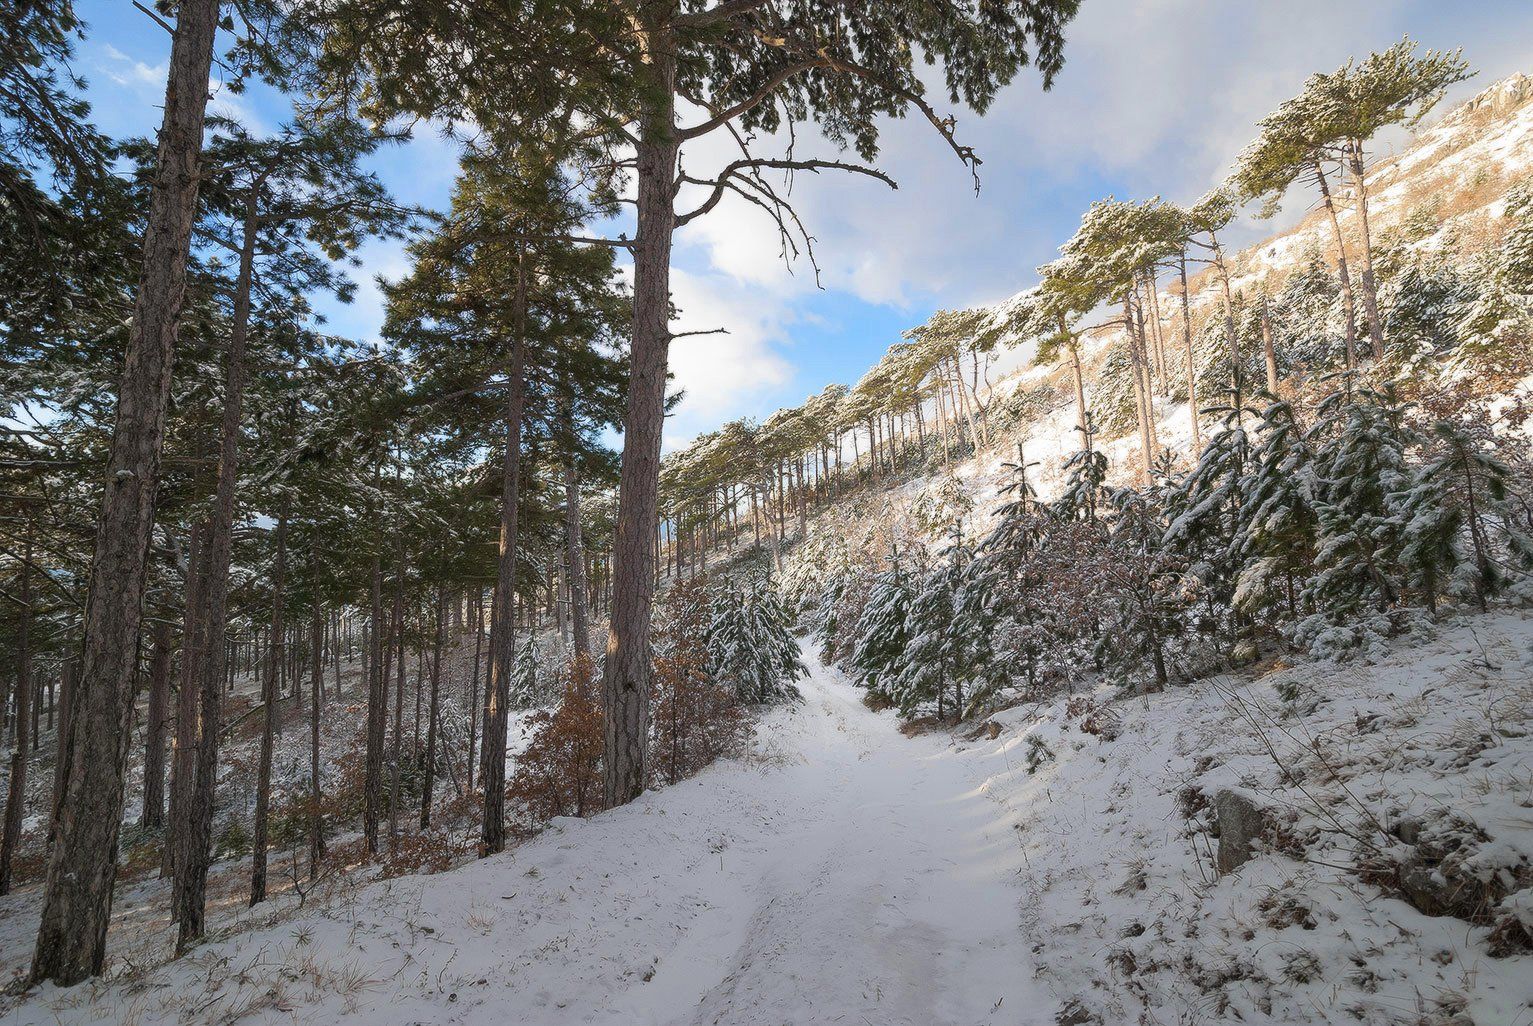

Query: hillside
8;15;1533;1026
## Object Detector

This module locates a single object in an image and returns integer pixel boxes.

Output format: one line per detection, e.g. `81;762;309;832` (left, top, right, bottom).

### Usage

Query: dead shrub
506;656;606;823
650;581;753;787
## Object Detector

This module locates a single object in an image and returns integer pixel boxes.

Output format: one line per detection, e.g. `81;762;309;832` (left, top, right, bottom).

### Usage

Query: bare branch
675;157;895;227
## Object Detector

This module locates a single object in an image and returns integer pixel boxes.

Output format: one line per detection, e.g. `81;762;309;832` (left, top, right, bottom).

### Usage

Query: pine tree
1235;400;1320;621
1303;381;1417;634
705;577;803;705
849;553;917;704
307;0;1083;808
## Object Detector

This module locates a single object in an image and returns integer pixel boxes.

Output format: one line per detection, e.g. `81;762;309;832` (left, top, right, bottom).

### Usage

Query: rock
1392;816;1423;846
1215;788;1269;875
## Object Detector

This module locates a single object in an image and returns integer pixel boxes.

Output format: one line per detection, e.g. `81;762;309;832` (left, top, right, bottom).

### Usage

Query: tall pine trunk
1260;295;1279;395
420;587;445;828
1177;254;1201;452
562;443;592;658
33;0;219;985
603;35;677;809
1313;159;1360;368
1347;143;1386;361
166;525;206;882
250;508;285;905
482;249;528;854
308;601;325;878
363;552;385;854
175;173;260;952
141;619;171;831
0;536;33;895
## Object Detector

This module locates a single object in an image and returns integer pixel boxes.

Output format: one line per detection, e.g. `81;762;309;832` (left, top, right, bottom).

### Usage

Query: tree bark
308;601;324;878
602;30;677;809
1347;143;1386;361
166;524;205;882
175;167;260;953
1177;254;1201;452
0;535;33;895
1124;294;1157;485
420;587;445;829
363;553;385;854
1313;159;1360;369
562;444;592;658
388;551;405;849
1260;294;1279;395
32;0;219;985
250;507;285;905
482;248;528;854
141;618;171;831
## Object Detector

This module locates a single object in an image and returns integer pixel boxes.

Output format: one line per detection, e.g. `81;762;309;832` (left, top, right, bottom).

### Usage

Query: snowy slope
9;615;1530;1026
10;649;1056;1026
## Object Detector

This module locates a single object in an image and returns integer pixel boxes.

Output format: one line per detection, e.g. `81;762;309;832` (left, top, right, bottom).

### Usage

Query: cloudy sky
78;1;1533;449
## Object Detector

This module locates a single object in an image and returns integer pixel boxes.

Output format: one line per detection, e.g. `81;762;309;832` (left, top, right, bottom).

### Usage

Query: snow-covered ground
7;615;1532;1025
10;648;1052;1025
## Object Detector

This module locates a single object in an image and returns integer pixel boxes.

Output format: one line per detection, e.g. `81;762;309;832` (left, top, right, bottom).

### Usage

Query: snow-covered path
25;647;1046;1025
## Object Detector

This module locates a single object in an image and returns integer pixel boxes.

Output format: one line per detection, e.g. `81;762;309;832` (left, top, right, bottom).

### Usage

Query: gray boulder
1215;788;1269;875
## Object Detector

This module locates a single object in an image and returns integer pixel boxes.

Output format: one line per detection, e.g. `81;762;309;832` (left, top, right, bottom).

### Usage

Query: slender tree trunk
420;587;445;828
49;655;75;840
250;507;285;905
467;590;482;792
175;176;261;953
1260;295;1279;396
33;0;218;985
165;525;205;881
603;36;677;809
1211;237;1241;393
308;601;324;879
1313;159;1359;368
388;552;405;849
1177;254;1202;452
562;450;592;658
483;248;529;853
141;619;171;831
0;536;33;895
1347;143;1386;361
1124;294;1156;485
363;552;385;855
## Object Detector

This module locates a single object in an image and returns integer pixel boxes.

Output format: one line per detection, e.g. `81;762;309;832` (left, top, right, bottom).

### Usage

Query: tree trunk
483;248;529;854
1125;294;1156;485
1260;295;1279;396
308;601;324;879
562;449;592;658
1347;143;1386;361
0;536;33;895
364;553;385;855
388;551;405;849
32;0;219;985
1313;159;1359;368
141;619;171;831
602;35;677;809
1177;254;1201;452
174;173;260;953
467;589;482;792
165;524;205;882
250;507;285;905
420;587;445;829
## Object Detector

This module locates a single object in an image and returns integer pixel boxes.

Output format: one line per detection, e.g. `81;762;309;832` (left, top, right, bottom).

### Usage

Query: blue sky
73;0;1533;448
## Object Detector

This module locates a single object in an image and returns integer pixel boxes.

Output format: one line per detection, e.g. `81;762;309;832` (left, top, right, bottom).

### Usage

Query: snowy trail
24;646;1047;1025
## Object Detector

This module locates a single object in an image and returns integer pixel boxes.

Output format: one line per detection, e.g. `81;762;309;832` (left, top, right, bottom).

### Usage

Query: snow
11;648;1052;1025
5;612;1532;1025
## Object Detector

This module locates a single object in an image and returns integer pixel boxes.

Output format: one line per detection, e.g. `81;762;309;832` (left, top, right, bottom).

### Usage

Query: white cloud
661;266;796;450
651;0;1533;442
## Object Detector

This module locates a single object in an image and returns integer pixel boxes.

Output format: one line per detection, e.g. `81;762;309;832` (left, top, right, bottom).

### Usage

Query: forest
3;3;1533;1024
